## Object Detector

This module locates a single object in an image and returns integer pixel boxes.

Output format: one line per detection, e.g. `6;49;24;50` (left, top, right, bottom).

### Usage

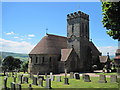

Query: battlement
67;11;89;20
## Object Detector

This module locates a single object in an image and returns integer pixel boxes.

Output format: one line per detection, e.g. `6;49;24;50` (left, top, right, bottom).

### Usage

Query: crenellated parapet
67;11;89;20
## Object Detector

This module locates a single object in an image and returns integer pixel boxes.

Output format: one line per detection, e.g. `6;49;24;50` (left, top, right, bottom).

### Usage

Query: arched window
42;57;44;63
36;57;38;63
72;24;74;34
49;57;52;62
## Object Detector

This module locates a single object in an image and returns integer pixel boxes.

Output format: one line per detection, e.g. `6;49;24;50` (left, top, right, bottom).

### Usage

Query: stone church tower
67;11;92;71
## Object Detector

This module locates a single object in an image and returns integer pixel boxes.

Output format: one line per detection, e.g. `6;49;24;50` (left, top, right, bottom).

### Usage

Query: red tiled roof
116;49;120;53
29;34;67;55
114;55;120;59
99;56;109;63
61;48;73;61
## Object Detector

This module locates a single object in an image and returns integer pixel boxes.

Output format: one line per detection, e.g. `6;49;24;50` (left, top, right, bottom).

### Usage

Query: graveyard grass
0;72;118;89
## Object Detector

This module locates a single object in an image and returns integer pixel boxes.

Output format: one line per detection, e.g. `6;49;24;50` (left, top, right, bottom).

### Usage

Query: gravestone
64;78;69;85
82;74;86;80
38;76;44;81
28;84;32;90
70;72;74;79
45;73;47;78
38;78;43;87
23;77;28;83
11;82;16;90
64;69;67;78
37;72;40;78
16;83;21;90
74;73;80;80
84;75;91;82
98;75;107;83
56;76;61;82
32;77;38;85
45;78;52;89
13;76;16;82
3;77;7;89
50;72;54;81
18;74;23;84
110;75;117;83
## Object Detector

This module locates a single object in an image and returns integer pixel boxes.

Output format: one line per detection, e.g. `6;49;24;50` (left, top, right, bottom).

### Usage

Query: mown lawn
0;72;119;89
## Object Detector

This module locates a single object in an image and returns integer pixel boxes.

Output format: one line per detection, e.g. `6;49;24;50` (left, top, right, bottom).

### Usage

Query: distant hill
0;52;29;62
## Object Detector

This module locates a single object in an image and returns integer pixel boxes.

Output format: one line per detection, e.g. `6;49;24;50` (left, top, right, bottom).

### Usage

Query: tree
2;56;22;71
21;61;29;72
102;2;120;40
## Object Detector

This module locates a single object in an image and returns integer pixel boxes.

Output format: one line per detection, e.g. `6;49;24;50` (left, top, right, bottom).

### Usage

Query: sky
1;2;118;55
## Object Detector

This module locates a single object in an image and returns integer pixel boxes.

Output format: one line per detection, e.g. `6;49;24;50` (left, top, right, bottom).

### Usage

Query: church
28;11;102;74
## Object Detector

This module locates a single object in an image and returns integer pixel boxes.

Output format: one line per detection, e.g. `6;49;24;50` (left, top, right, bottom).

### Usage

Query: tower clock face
70;35;76;41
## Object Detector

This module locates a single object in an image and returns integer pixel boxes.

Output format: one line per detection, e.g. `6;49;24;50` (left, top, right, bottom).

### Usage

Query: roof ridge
46;33;67;38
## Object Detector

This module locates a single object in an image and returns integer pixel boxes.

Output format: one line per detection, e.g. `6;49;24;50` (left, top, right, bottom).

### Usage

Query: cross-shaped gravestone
38;78;43;87
64;78;69;85
56;76;61;82
74;73;80;80
110;75;117;83
84;75;91;82
45;78;52;89
32;77;38;85
98;75;107;83
70;72;74;79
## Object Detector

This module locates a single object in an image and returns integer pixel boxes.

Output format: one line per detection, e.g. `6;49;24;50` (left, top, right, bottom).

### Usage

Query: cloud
28;34;35;37
6;32;15;35
0;38;35;54
97;46;117;56
13;37;19;39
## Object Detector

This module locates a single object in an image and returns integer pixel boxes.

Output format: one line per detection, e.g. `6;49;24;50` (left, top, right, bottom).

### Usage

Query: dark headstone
3;77;7;89
64;78;69;85
28;84;33;90
16;83;21;90
38;78;43;87
110;75;117;83
56;76;61;82
70;72;74;79
98;75;107;83
45;78;52;89
11;82;16;90
84;75;91;82
74;73;80;80
32;77;38;85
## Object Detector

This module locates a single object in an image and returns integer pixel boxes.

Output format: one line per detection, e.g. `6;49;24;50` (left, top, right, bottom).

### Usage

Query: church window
82;23;84;36
85;24;88;37
42;57;44;63
36;57;38;63
49;57;52;62
72;24;74;34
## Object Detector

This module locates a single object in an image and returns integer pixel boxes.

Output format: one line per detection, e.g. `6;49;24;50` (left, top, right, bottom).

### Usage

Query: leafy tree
2;56;22;71
102;2;120;40
21;61;29;72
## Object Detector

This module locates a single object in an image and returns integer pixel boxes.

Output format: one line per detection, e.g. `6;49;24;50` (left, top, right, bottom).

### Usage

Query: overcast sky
1;2;118;55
